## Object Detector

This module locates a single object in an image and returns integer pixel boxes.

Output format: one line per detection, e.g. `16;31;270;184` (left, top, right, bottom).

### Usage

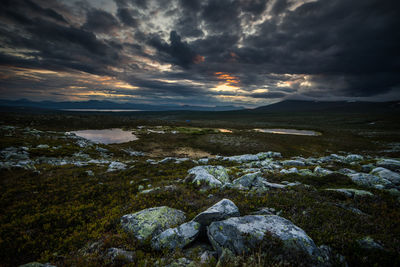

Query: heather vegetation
0;109;399;266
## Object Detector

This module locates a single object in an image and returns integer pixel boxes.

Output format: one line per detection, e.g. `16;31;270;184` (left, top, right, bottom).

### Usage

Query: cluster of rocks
118;199;342;266
184;152;400;194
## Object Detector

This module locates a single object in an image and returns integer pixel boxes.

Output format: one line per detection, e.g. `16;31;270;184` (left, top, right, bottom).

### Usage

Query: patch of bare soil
149;147;213;158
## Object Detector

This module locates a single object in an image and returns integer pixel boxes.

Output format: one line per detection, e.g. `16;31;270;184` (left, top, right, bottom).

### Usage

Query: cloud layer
0;0;399;107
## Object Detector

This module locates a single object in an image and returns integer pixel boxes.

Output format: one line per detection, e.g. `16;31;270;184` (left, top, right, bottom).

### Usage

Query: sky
0;0;399;108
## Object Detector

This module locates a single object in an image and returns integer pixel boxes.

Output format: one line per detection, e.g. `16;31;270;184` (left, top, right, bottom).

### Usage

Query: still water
71;128;138;144
254;128;320;136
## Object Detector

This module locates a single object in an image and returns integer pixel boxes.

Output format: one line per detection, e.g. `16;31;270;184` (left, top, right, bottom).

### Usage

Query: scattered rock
361;164;375;173
281;160;306;167
344;154;363;163
347;172;392;189
222;154;259;163
314;166;333;176
36;144;49;149
158;157;190;164
325;188;373;197
232;172;268;190
106;247;135;263
165;257;195;267
193;199;240;228
200;250;217;264
120;206;186;242
280;167;298;174
186;166;229;187
252;207;277;215
207;215;320;261
122;149;146;156
371;167;400;185
376;158;400;172
334;203;367;215
107;161;127;172
256;151;282;159
151;221;200;250
357;236;384;250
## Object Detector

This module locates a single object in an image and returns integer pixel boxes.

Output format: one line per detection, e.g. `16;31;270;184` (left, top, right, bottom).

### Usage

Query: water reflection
71;128;138;144
254;128;320;136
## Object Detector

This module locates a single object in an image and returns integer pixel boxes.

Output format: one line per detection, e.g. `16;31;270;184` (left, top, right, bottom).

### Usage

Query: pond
254;128;321;136
71;128;138;144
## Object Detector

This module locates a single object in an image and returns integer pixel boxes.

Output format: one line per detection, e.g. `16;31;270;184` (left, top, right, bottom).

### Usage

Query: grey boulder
106;248;135;263
281;160;306;167
314;166;333;176
357;236;384;250
325;188;373;197
344;154;364;163
370;167;400;185
185;165;229;187
151;221;200;250
347;172;392;189
120;206;186;242
232;172;268;190
193;199;240;227
207;215;320;260
376;158;400;172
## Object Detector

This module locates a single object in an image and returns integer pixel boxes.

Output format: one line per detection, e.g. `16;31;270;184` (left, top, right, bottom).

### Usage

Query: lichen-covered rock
107;161;127;172
314;166;333;176
207;215;320;260
338;168;357;175
120;206;186;242
232;172;267;190
185;165;229;187
325;188;374;197
347;172;392;189
106;248;135;263
280;167;299;174
344;154;363;163
222;154;259;163
371;167;400;185
376;158;400;172
151;221;200;250
357;236;384;250
256;151;282;159
165;257;195;267
299;169;314;176
193;199;240;227
281;160;306;167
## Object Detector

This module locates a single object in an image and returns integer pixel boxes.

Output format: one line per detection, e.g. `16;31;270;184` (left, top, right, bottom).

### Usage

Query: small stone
106;248;135;263
357;236;384;250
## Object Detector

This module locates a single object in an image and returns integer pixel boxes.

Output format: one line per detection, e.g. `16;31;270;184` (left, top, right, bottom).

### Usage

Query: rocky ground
1;124;400;267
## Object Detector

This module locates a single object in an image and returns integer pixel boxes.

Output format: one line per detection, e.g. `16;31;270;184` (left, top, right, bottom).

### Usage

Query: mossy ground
0;110;399;266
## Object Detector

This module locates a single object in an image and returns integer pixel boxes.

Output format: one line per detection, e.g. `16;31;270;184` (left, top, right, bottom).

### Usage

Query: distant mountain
253;100;400;113
0;99;244;112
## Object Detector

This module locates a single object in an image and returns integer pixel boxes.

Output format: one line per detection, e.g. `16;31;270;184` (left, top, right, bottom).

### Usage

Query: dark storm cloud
149;31;200;68
201;0;241;33
117;8;138;27
0;0;399;105
1;0;68;24
82;9;120;33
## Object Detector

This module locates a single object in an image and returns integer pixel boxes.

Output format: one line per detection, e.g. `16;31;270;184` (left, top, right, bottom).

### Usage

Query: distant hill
0;99;244;112
253;100;400;113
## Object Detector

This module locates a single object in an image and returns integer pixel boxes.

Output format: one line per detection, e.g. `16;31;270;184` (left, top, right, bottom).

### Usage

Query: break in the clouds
0;0;399;107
